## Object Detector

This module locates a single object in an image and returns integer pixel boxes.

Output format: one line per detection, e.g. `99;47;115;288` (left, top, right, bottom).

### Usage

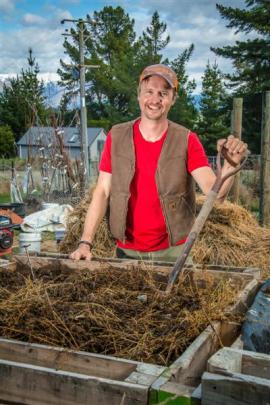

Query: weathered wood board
202;347;270;404
0;255;261;405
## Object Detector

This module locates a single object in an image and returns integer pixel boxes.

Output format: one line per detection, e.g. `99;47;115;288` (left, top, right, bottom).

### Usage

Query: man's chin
145;111;164;120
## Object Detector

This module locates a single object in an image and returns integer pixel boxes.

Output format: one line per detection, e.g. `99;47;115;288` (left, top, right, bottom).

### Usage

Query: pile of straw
60;192;115;258
0;263;240;366
193;196;270;278
61;194;270;278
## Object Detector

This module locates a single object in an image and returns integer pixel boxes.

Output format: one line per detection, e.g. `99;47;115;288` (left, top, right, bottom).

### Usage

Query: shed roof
17;127;105;147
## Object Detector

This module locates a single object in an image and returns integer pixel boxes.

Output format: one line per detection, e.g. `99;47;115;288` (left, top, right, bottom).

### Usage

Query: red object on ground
0;209;23;225
0;215;15;256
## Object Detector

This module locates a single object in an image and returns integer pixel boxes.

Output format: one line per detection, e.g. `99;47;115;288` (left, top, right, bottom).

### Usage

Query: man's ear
171;94;177;106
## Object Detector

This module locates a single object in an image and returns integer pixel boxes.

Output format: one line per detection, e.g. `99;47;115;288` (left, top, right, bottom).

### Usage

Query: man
70;64;247;261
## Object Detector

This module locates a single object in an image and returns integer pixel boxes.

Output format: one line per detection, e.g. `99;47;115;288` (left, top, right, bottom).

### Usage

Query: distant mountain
0;76;202;110
0;74;64;108
43;81;65;107
192;94;201;109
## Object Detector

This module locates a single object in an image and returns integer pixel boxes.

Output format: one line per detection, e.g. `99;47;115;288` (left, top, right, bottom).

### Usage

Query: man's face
138;75;176;122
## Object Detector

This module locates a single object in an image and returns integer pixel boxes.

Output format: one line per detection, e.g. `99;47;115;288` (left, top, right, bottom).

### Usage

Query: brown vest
109;119;195;246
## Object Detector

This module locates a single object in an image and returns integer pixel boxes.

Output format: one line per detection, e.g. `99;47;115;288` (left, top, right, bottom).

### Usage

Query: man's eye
161;91;168;97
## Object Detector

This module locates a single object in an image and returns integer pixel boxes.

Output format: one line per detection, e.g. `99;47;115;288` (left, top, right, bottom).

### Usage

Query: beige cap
139;64;179;91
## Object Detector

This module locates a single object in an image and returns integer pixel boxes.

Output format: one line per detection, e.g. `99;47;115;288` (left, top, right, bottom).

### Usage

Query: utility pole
230;98;243;203
260;91;270;226
78;20;89;180
61;17;98;185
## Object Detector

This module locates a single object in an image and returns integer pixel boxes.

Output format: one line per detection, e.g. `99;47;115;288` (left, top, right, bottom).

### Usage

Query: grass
0;193;11;203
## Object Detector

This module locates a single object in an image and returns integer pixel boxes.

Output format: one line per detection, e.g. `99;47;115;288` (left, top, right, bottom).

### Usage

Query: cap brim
142;73;175;89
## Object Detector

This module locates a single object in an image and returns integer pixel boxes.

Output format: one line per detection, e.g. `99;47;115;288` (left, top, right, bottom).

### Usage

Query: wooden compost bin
202;347;270;404
0;255;261;405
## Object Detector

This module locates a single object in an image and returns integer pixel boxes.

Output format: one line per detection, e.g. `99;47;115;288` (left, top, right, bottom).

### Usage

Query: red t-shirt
99;119;209;251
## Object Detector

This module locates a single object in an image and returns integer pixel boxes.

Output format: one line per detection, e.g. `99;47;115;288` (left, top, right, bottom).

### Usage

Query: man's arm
69;171;112;260
191;135;247;202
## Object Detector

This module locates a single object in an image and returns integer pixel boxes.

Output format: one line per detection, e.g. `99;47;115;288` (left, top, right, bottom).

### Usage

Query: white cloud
0;26;65;75
38;72;60;82
21;13;47;26
0;0;255;98
0;73;17;80
0;6;74;76
44;5;73;27
0;0;15;14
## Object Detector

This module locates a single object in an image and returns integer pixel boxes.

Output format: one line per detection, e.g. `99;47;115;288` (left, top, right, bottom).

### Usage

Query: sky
0;0;251;94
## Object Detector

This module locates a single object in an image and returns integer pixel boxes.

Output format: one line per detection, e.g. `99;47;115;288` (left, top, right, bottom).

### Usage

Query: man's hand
217;135;248;166
69;244;92;260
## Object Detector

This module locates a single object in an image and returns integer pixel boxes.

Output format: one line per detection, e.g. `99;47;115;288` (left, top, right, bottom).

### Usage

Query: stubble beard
144;105;166;122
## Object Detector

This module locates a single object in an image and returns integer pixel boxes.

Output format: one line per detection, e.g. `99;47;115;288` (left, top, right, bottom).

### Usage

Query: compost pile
0;263;239;366
61;194;270;278
193;196;270;277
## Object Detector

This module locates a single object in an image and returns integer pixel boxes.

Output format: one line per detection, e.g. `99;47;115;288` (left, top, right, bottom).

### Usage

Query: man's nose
149;92;161;102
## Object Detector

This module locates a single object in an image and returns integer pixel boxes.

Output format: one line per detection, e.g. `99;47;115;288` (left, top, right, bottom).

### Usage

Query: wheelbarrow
165;146;250;294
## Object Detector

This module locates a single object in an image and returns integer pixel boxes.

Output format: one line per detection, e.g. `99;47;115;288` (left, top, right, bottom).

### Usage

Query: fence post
230;98;243;203
260;91;270;226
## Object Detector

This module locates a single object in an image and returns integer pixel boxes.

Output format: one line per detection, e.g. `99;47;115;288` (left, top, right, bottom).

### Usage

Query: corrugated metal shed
17;127;104;148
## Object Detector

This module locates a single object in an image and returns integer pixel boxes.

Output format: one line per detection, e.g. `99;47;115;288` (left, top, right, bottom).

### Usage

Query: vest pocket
162;194;195;244
109;192;130;242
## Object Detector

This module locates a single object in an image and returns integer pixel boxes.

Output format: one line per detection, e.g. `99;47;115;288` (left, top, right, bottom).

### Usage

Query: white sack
21;204;73;233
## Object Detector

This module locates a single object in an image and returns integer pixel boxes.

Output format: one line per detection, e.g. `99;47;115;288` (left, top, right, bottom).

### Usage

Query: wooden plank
124;363;166;386
0;359;148;405
13;254;257;280
225;278;260;316
230;97;243;204
260;90;270;226
208;347;270;379
136;363;165;377
125;371;158;386
219;322;241;347
207;347;242;375
23;252;262;278
202;264;260;276
230;336;243;350
202;371;270;405
242;351;270;379
0;338;138;380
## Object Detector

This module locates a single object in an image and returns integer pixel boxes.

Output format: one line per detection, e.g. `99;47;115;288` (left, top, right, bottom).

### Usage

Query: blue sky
0;0;251;93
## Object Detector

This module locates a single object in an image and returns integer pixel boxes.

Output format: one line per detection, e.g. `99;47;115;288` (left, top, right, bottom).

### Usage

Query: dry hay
60;191;115;258
193;196;270;278
0;262;242;366
60;192;270;278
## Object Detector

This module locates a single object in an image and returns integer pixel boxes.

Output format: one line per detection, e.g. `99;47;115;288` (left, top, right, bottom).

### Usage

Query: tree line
0;0;269;157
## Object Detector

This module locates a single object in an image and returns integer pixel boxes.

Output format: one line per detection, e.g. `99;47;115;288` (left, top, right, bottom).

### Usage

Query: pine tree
212;0;270;92
197;61;229;155
138;11;170;66
211;0;270;152
0;125;15;157
58;6;139;126
0;49;46;141
168;44;198;128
